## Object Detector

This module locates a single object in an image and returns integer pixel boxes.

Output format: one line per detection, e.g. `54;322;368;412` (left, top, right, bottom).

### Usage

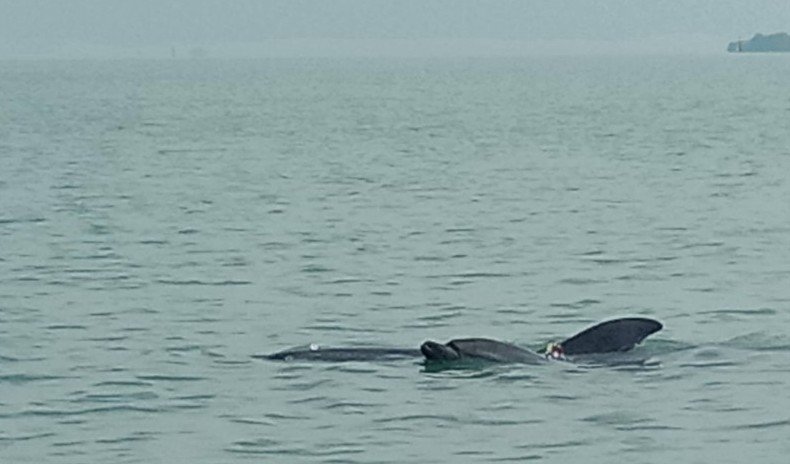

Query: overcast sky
2;0;790;57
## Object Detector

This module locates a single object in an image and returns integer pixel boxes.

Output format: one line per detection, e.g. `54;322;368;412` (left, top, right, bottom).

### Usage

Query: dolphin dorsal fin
559;317;662;355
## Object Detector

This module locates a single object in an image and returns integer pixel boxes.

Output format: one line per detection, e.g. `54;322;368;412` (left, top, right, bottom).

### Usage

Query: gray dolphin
420;317;662;363
258;344;421;362
260;317;662;364
558;317;662;355
420;338;546;364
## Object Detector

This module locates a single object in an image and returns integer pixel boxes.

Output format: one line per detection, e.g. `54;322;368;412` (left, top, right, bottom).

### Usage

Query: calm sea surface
2;55;790;463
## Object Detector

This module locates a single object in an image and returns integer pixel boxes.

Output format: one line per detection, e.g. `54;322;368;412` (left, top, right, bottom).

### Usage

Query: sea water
2;55;790;462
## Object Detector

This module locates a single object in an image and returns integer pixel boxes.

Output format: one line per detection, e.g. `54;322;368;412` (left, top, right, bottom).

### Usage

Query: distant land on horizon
728;32;790;52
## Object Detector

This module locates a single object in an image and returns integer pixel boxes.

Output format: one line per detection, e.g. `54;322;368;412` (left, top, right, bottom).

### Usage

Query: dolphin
420;338;546;364
558;317;662;355
420;317;662;363
260;317;663;364
257;344;421;362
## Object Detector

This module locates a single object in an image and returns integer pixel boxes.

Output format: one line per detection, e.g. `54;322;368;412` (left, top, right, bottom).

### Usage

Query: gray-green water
2;55;790;463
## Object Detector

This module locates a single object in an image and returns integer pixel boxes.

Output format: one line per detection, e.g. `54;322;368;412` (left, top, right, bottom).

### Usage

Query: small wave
615;273;668;281
0;374;67;384
721;332;790;351
157;147;226;155
581;412;651;426
549;298;601;310
413;255;446;262
700;307;776;316
557;277;604;285
94;432;155;444
71;391;159;403
0;216;46;224
445;227;475;233
225;438;281;455
51;440;87;448
165;344;203;353
453;271;511;278
155;279;251;286
489;453;543;462
324;276;371;284
418;311;463;321
0;432;56;442
138;239;168;245
135;374;206;382
226;416;276;426
373;413;460;424
46;324;87;330
301;264;332;273
85;335;128;342
619;424;683;431
722;418;790;430
324;401;378;410
577;250;627;264
302;324;385;334
92;380;154;387
679;360;739;368
516;439;590;450
2;405;161;418
262;412;311;421
325;364;378;374
678;241;725;250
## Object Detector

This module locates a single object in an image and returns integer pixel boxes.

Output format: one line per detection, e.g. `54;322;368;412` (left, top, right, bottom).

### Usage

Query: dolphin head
420;340;461;360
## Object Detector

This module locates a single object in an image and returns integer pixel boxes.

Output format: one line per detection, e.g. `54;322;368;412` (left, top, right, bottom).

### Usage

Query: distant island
728;32;790;52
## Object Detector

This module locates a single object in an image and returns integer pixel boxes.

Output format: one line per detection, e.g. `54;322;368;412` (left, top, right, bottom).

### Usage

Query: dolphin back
422;338;545;364
260;346;421;362
559;317;663;355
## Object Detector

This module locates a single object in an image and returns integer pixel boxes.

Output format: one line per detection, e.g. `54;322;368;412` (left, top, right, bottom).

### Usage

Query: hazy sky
2;0;790;57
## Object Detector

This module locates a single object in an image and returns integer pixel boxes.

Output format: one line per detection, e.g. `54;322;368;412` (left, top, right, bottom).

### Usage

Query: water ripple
732;419;790;430
155;279;251;286
0;374;69;384
1;405;161;418
135;374;206;382
374;414;461;424
0;432;56;442
94;432;155;444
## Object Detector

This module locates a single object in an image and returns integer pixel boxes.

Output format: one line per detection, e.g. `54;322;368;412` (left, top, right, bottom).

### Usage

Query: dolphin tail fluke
559;317;662;355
